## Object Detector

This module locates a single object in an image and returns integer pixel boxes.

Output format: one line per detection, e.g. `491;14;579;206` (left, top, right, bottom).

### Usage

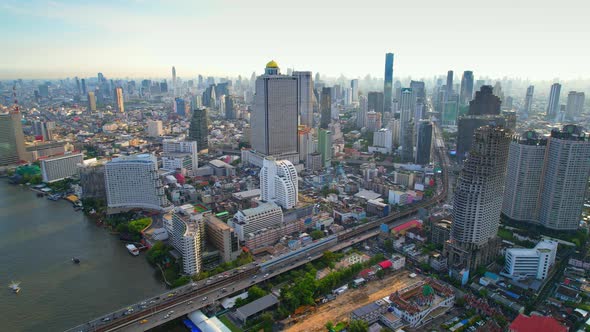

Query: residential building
78;161;106;199
368;91;384;114
87;91;96;112
114;87;124;112
366;111;382;131
32;120;55;141
318;128;332;168
0;112;26;166
230;202;284;241
546;83;561;120
502;240;558;281
188;107;209;152
41;152;84;183
147;120;163;137
351;79;359;102
204;213;241;263
293;71;313;127
523;85;534;115
260;157;298;209
162;137;198;175
104;154;168;212
372;128;393;153
164;206;204;275
320;87;332;129
565;91;585;120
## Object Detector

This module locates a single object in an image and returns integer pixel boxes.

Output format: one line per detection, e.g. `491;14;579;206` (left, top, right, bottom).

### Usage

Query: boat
126;244;140;256
8;281;21;294
72;257;80;264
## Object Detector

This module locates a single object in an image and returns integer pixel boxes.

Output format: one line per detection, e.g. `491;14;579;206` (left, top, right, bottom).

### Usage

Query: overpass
68;125;449;332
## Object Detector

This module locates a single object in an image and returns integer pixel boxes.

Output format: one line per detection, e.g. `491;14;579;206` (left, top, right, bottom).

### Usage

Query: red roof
359;268;373;278
392;220;422;233
378;260;392;269
509;314;567;332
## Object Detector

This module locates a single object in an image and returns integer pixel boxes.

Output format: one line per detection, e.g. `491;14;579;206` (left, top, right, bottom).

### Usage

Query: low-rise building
508;313;567;332
230;202;283;241
350;302;388;324
41;152;84;182
234;294;279;323
501;240;558;281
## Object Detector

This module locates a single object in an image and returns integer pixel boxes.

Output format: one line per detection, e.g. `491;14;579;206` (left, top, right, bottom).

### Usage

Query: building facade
260;157;298;209
415;120;432;165
204;213;241;263
546;83;561;120
230;202;284;241
41;153;84;183
0;112;26;166
502;240;557;281
188;107;209;152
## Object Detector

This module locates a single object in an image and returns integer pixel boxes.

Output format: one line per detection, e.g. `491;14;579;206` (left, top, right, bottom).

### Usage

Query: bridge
68;125;449;332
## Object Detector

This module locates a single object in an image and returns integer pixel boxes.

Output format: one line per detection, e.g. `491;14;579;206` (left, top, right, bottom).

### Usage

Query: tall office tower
260;157;298;209
368;91;384;115
546;83;561;120
87;91;97;112
356;107;368;129
446;126;511;271
565;91;585;120
399;88;414;162
388;119;401;146
32;120;54;141
383;53;394;113
104;154;169;212
409;80;425;102
318;128;332;168
146;120;163;137
81;78;87;95
172;66;177;95
225;95;235;119
162;138;199;175
538;125;590;230
114;87;124;112
320;87;332;129
188;107;209;153
251;61;299;159
164;206;204;275
174;97;186;116
415;120;433;165
456;86;505;160
523;85;534;115
446;70;454;99
502;131;547;223
0;112;26;166
459;71;474;105
394;80;402;103
351;79;359;102
293;71;313;127
75;77;81;95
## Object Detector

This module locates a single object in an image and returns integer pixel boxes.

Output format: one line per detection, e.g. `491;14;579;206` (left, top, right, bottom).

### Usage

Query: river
0;183;166;331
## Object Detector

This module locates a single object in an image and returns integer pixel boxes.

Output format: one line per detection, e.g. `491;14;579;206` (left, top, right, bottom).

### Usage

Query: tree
383;239;393;254
311;230;325;240
325;321;334;332
376;269;385;279
348;319;369;332
248;285;267;301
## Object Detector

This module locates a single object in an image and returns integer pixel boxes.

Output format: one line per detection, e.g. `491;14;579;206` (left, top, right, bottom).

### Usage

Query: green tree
383;239;393;254
311;230;326;240
348;319;369;332
248;285;267;301
325;321;334;332
376;269;385;279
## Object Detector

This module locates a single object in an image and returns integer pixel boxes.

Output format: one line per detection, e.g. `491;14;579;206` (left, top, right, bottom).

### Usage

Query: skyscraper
446;70;454;99
546;83;561;120
368;91;384;115
446;126;511;271
523;85;534;115
175;97;186;116
75;77;81;95
0;112;26;166
251;61;299;159
318;128;332;168
415;120;433;165
293;71;313;127
538;125;590;230
188;108;209;152
400;88;414;162
114;87;124;112
172;66;177;95
87;91;96;112
351;79;359;102
459;71;474;105
81;78;87;95
320;87;332;129
225;95;235;119
565;91;585;120
260;157;298;209
383;53;394;113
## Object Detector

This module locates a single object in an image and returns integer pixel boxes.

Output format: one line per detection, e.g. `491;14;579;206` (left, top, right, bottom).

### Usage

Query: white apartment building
164;205;204;275
41;152;84;182
147;120;164;137
372;128;393;153
162;137;198;175
230;202;283;241
502;240;558;281
105;154;168;212
260;157;298;209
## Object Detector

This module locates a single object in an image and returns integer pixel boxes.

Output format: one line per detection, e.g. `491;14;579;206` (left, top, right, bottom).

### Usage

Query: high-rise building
318;128;332;168
502;240;557;281
32;120;54;141
230;202;284;241
164;206;203;275
320;87;332;129
565;91;585;120
351;79;359;102
162;138;198;175
383;53;394;113
172;66;177;95
538;125;590;230
204;213;241;263
368;91;384;114
0;112;26;166
260;157;298;209
293;71;313;127
456;85;505;160
372;128;393;153
446;126;511;271
79;161;106;199
114;87;124;112
41;153;84;183
225;95;235;119
523;85;534;115
415;121;433;165
104;154;169;212
87;91;96;112
188;108;209;153
446;70;454;99
366;111;382;132
251;61;298;158
546;83;561;120
175;97;186;116
459;71;474;105
81;78;87;95
400;88;414;162
147;120;163;137
298;125;313;165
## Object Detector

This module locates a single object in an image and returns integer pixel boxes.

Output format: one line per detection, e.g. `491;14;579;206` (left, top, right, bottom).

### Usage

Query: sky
1;0;589;80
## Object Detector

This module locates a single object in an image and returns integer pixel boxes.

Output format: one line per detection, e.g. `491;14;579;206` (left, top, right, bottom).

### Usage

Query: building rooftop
232;189;261;200
240;202;281;217
508;314;567;332
352;302;382;317
236;294;279;319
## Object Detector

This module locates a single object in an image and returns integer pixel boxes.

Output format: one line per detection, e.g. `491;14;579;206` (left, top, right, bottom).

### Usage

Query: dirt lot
284;270;423;332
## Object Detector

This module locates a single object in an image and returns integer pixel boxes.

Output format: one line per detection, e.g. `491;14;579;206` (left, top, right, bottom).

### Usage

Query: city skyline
2;0;590;80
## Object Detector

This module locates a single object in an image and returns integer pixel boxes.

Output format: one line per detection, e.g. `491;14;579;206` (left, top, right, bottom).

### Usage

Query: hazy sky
1;0;589;80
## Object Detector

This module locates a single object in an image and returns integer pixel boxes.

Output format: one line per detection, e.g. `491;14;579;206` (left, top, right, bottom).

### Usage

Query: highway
67;124;449;332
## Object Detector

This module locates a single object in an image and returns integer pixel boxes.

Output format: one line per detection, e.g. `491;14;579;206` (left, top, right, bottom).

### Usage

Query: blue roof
484;272;500;280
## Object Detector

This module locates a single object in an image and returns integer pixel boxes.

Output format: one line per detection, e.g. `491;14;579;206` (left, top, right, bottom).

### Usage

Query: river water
0;183;165;331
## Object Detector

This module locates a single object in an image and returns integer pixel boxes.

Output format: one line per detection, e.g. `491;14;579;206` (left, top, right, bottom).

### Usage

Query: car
252;275;257;279
101;317;111;322
264;273;269;278
168;310;174;314
221;289;227;293
149;300;156;304
167;293;174;297
188;301;193;304
139;319;148;324
164;314;170;319
140;301;147;305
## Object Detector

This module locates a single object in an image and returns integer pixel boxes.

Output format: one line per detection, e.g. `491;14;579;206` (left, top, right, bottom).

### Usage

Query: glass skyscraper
383;53;394;113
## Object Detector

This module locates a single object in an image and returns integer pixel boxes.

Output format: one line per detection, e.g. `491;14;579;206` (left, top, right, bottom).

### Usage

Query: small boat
8;281;21;294
126;244;140;256
72;257;80;264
